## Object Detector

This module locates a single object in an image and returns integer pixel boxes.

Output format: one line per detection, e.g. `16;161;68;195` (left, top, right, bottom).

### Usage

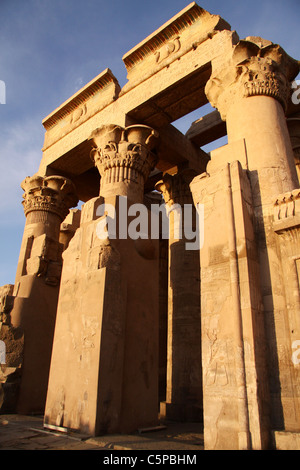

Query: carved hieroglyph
272;189;300;432
199;34;300;449
190;161;271;450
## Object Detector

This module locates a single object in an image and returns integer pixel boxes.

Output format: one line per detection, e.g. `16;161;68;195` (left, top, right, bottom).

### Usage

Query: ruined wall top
121;2;231;91
40;3;232;152
38;2;299;190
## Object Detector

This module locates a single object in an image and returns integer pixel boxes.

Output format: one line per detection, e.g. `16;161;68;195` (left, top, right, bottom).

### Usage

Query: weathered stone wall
1;3;300;451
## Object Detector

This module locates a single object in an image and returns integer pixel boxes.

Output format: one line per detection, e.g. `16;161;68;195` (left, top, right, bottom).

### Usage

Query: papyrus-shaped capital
89;124;159;186
21;175;78;221
205;37;300;120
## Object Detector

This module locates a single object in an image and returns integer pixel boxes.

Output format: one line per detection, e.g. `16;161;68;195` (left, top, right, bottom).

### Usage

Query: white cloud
74;77;84;91
0;117;43;222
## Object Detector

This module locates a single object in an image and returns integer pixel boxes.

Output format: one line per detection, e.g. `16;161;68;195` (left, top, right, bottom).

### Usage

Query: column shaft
156;170;202;422
10;175;78;414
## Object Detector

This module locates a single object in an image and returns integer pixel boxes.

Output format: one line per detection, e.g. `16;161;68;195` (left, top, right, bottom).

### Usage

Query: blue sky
0;0;299;286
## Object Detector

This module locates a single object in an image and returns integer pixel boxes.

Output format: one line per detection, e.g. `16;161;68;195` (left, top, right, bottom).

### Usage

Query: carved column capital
89;124;159;197
19;176;78;286
21;175;78;222
155;169;197;207
205;37;300;119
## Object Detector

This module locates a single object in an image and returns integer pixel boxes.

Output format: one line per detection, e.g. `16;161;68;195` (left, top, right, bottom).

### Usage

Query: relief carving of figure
155;37;181;63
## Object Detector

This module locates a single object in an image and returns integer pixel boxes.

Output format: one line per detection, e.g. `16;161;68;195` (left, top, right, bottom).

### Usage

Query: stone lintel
186;110;227;146
42;69;121;151
157;124;209;174
122;2;231;89
43;123;209;202
186;106;300;149
39;29;237;179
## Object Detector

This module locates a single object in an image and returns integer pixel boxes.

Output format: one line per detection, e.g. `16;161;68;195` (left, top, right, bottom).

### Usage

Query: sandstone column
156;170;202;422
201;37;300;447
10;175;78;413
205;38;299;199
45;124;160;435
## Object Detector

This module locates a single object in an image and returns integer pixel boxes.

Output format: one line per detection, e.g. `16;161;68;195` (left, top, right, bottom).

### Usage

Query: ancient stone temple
1;2;300;450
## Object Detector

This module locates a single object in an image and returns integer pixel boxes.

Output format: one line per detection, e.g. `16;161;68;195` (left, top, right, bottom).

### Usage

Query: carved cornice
205;37;300;119
42;69;121;151
122;3;231;91
21;175;78;221
274;188;300;218
155;169;197;207
89;124;159;186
